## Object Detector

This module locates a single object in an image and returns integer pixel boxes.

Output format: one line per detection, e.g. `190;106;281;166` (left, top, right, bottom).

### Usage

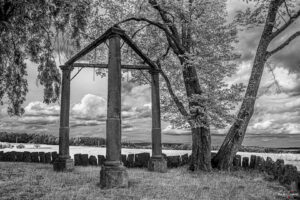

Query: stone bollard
89;155;98;166
51;152;58;163
98;155;106;166
181;154;189;166
39;152;46;163
80;154;89;166
74;154;81;166
279;164;298;185
23;151;31;162
45;152;52;163
4;152;16;162
134;153;150;168
265;157;274;175
255;156;265;171
121;154;127;167
16;152;24;162
233;155;242;169
167;156;180;168
273;159;285;180
242;157;249;169
0;151;3;161
31;152;39;162
127;154;134;168
249;155;256;169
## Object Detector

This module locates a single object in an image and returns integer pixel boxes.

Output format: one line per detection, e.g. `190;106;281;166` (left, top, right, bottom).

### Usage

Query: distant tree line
0;132;106;146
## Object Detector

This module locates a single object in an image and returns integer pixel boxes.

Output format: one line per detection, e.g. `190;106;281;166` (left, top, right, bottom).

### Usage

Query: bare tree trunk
212;0;283;170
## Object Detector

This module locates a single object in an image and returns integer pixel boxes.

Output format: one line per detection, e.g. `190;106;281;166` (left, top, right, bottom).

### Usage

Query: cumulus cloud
71;94;107;120
24;101;60;116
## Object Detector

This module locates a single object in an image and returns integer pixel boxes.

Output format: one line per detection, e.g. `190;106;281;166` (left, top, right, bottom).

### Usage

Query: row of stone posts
53;33;167;188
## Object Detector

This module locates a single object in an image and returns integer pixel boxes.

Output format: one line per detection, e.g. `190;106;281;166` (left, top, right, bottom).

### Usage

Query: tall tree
213;0;300;170
92;0;244;171
0;0;91;115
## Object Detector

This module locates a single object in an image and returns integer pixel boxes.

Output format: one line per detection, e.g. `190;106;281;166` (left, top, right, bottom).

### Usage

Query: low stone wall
0;150;299;188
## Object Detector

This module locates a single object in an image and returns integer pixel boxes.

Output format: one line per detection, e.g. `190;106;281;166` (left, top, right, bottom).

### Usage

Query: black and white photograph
0;0;300;199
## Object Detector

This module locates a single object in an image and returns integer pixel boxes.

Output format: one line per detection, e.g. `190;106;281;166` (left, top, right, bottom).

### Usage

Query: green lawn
0;162;289;200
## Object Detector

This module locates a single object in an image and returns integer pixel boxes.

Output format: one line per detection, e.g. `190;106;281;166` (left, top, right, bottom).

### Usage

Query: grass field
0;162;290;200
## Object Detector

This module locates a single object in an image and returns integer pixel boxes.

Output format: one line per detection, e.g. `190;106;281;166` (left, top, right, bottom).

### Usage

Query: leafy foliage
0;0;91;115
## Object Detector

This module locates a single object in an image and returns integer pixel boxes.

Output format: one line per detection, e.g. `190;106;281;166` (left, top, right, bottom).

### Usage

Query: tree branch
284;0;291;18
267;31;300;57
271;9;300;40
157;61;189;117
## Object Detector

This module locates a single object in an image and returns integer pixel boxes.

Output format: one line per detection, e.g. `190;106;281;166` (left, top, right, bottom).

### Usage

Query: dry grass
0;162;289;200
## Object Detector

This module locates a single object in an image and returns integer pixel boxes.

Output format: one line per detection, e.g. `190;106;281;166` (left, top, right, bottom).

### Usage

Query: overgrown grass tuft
0;162;289;200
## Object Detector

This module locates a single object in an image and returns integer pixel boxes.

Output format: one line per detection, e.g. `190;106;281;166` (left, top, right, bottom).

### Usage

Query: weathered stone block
233;155;242;168
181;154;189;166
148;157;167;173
255;156;265;171
45;152;51;163
4;151;16;161
279;164;298;185
74;154;81;166
39;152;45;163
249;155;256;169
31;152;39;162
98;155;106;166
121;154;127;167
0;151;3;161
134;153;150;168
127;154;134;168
16;152;24;162
274;159;285;180
51;152;58;163
89;155;97;166
23;151;31;162
80;154;89;166
167;156;180;168
265;157;274;175
100;165;128;189
242;157;249;169
53;158;74;172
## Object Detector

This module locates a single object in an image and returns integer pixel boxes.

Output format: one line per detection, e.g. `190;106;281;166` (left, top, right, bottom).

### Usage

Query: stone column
53;66;74;171
148;70;167;173
100;34;128;189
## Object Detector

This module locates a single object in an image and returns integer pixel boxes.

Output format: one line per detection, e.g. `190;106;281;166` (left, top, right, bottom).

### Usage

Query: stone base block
53;158;74;172
100;165;128;189
148;157;167;173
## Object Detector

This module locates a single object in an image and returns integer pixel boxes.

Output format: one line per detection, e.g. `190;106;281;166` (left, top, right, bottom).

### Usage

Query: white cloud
71;94;107;119
24;101;60;116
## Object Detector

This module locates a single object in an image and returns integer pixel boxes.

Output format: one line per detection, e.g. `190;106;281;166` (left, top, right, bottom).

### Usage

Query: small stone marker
134;153;150;168
121;154;127;167
167;156;180;168
31;152;39;162
242;157;249;168
80;154;89;166
250;155;256;169
279;164;298;185
274;159;285;180
127;154;134;168
74;154;81;166
98;155;106;166
23;151;31;162
89;155;97;166
16;152;24;162
265;157;274;175
51;152;58;163
45;152;51;163
233;155;241;168
181;154;189;166
0;151;3;161
39;152;45;163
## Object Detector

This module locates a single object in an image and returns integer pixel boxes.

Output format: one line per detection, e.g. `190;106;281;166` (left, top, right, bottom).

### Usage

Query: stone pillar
148;70;167;173
53;66;74;171
100;34;128;189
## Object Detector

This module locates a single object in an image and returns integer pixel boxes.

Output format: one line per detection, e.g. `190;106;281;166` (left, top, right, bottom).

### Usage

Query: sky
0;0;300;143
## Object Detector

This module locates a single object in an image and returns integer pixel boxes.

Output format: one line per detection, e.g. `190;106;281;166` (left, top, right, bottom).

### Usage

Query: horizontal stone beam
70;63;151;70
